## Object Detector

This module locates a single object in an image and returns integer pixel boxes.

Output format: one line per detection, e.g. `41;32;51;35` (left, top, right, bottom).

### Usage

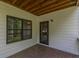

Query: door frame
39;21;49;46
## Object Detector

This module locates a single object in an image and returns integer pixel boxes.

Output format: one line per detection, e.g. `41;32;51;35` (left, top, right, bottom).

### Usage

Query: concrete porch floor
8;44;79;58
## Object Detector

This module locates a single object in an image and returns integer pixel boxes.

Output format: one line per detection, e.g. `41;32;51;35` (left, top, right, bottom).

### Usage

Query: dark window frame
6;15;32;44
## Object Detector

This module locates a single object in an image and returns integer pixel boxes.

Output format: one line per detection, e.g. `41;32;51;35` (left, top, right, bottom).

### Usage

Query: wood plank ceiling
76;0;79;5
1;0;77;16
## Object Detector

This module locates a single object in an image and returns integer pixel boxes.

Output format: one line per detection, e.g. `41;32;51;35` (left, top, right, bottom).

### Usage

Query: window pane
23;30;32;39
23;35;31;40
13;33;21;42
13;30;22;41
7;16;22;29
14;30;21;34
7;17;14;29
7;30;22;43
23;20;32;29
8;30;21;34
7;35;14;43
13;19;22;29
8;30;14;35
23;30;31;35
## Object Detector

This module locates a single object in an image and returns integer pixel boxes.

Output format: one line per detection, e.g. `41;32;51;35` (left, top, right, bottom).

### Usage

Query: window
7;15;32;44
22;20;32;40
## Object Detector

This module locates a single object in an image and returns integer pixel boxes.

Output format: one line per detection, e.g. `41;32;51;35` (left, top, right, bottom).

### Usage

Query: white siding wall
0;1;38;57
38;7;79;55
